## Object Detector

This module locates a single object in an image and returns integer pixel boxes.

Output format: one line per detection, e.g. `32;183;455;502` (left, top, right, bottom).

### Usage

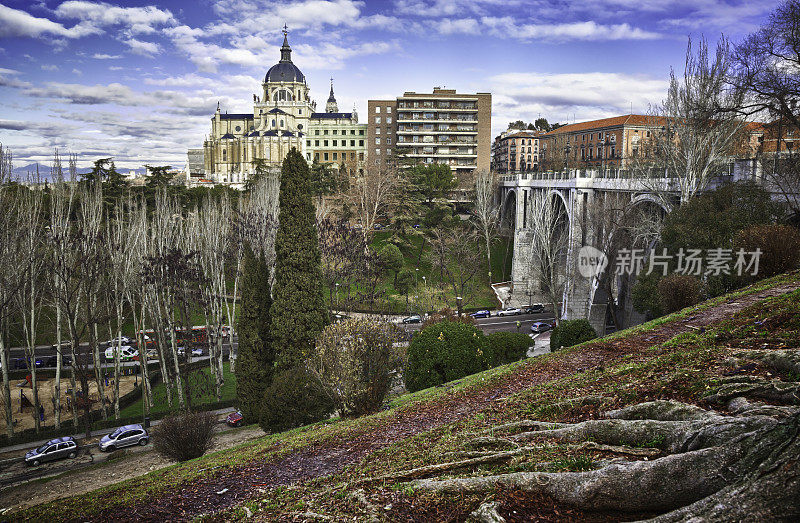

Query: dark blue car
470;310;491;318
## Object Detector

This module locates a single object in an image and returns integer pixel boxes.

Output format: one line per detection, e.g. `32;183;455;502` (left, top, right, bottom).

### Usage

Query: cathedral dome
264;31;305;83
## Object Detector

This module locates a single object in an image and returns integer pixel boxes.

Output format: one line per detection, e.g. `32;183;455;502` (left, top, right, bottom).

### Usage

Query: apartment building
366;99;398;164
367;88;492;179
491;129;540;173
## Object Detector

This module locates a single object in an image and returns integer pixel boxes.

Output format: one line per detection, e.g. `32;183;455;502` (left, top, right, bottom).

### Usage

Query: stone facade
492;130;540;173
191;30;366;187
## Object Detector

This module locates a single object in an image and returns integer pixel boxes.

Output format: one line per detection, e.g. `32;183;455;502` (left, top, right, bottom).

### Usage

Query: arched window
272;89;293;102
280;120;284;127
272;119;276;127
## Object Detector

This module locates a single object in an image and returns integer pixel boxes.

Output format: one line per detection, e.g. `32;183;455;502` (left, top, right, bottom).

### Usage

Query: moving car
523;304;545;314
105;345;138;361
99;424;149;452
470;310;491;319
401;314;422;324
226;410;244;427
25;437;78;466
530;322;552;333
497;307;522;317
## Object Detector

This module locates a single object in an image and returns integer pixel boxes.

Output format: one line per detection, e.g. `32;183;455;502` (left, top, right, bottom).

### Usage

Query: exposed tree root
466;501;505;522
573;441;660;458
408;402;800;518
705;379;800;405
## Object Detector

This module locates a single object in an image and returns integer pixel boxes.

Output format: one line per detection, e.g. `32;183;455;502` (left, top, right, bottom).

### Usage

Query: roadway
398;311;556;335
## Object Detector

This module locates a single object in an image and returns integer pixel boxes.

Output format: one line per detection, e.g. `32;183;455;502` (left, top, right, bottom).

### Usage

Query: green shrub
550;319;597;351
486;332;531;365
657;274;702;314
310;319;402;417
404;320;493;392
259;366;334;433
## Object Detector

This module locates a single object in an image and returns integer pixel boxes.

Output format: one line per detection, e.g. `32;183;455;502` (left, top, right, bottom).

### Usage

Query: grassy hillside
12;270;800;521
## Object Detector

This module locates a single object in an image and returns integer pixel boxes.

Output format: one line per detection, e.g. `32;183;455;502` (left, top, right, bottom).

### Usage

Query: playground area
0;371;141;435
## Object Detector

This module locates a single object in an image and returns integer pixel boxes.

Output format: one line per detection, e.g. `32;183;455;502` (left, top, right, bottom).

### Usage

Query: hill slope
12;271;800;521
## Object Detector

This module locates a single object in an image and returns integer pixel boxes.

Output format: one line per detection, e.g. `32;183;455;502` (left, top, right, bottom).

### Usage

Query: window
375;148;381;155
333;129;338;135
324;130;329;135
375;106;381;113
376;127;381;135
333;152;337;160
359;129;364;135
359;139;364;146
324;152;329;161
315;153;319;161
280;120;284;127
375;138;381;144
350;129;355;135
359;152;364;160
324;140;329;146
315;130;320;135
306;140;311;146
351;152;355;160
315;140;320;146
375;117;381;124
387;138;392;145
333;140;338;146
387;106;392;113
272;119;276;126
222;150;226;161
387;117;392;124
350;140;355;146
298;109;302;115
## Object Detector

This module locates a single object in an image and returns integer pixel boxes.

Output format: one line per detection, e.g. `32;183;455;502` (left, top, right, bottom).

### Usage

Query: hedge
486;332;532;365
404;320;493;392
550;319;597;351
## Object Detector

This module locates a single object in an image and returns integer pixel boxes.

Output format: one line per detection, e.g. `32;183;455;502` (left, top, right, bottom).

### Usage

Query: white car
497;307;522;316
105;345;138;361
105;336;133;347
177;347;203;357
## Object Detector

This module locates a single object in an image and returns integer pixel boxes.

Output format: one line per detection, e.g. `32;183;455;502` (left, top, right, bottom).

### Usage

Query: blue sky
0;0;783;169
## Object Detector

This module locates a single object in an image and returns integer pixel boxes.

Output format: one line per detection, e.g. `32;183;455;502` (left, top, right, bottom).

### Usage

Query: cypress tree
235;243;273;424
270;148;327;370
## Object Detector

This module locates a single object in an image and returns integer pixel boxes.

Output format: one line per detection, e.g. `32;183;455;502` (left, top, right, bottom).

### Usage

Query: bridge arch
500;188;517;230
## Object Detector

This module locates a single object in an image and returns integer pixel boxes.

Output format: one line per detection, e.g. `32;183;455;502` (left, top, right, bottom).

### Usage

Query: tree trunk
0;319;13;437
91;322;107;421
54;302;62;429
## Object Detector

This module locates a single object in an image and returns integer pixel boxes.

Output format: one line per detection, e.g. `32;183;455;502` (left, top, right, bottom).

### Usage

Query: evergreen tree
270;148;327;371
235;243;273;423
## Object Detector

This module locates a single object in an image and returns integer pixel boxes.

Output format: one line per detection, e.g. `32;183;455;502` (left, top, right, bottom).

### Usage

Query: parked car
99;424;149;452
401;314;422;324
44;355;73;368
497;307;522;317
226;410;244;427
104;345;138;361
530;322;552;333
470;309;491;319
25;437;78;466
523;304;545;314
104;336;133;348
13;357;43;370
176;346;203;357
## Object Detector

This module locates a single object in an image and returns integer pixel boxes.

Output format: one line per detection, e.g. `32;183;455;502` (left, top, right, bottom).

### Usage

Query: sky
0;0;784;170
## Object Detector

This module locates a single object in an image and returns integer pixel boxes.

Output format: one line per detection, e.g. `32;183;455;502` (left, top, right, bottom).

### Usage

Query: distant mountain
10;164;149;181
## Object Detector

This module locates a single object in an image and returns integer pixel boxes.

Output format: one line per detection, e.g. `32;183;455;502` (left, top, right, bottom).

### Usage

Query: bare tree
427;224;483;315
729;1;800;216
14;178;47;432
349;159;398;240
526;188;569;323
473;169;500;282
48;150;77;429
639;37;748;205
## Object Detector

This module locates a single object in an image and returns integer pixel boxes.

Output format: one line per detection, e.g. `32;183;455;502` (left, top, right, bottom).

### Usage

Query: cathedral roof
264;31;305;84
219;113;253;120
267;107;288;114
220;133;236;139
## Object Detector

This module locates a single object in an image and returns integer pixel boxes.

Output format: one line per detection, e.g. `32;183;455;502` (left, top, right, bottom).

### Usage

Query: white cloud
124;38;160;56
435;18;480;35
41;64;59;71
488;71;669;136
54;1;176;34
480;17;660;41
72;68;82;75
0;4;99;39
92;53;121;59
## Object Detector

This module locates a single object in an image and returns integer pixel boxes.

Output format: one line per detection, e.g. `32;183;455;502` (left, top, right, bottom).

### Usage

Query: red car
226;410;243;427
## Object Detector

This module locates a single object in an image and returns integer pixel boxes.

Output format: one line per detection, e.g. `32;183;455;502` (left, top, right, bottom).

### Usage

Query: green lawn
117;361;237;420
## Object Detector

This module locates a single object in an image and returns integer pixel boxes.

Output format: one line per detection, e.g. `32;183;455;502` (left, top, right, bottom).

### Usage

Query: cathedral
190;28;367;187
